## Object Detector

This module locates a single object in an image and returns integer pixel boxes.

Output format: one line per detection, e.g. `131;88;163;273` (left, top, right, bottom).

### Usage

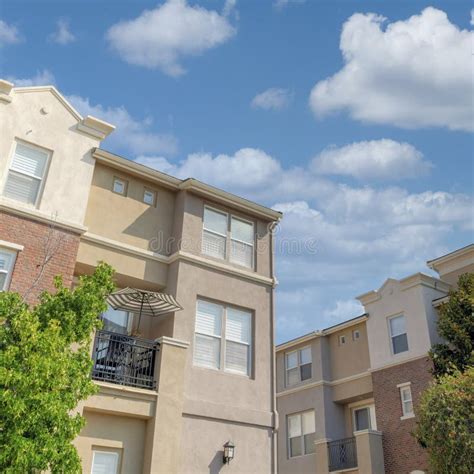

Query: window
201;206;255;269
352;405;376;431
4;141;50;206
399;384;414;418
288;411;316;458
143;188;156;206
202;208;227;260
91;450;119;474
193;299;252;376
285;346;312;386
230;217;254;268
352;330;360;341
339;335;346;345
101;305;131;335
0;249;16;291
112;177;127;195
389;315;409;354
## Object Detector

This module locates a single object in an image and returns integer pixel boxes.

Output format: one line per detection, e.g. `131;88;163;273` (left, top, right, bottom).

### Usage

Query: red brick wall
372;356;433;474
0;211;80;304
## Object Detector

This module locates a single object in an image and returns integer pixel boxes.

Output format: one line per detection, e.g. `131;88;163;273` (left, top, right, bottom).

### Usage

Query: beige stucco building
0;80;281;473
276;244;473;474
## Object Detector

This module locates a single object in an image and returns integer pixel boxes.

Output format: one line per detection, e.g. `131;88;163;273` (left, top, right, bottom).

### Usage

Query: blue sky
1;0;473;342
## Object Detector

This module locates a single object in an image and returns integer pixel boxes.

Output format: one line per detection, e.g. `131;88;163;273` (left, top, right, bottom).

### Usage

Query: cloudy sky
1;0;472;342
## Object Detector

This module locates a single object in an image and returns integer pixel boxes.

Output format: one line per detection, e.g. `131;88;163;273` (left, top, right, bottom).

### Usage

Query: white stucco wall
0;87;104;226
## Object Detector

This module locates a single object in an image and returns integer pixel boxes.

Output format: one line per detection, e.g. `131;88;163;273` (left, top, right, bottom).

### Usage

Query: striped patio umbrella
107;288;183;328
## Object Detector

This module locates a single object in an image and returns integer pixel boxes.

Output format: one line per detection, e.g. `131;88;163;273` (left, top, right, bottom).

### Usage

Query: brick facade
372;356;433;474
0;211;80;304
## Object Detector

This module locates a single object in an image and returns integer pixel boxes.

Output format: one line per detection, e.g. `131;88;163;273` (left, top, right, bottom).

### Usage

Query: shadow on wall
208;450;224;474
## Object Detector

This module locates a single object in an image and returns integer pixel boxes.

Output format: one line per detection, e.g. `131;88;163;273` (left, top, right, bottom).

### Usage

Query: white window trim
351;404;377;432
285;346;312;387
398;383;415;419
4;140;52;208
202;205;255;270
0;248;17;291
388;314;409;355
112;177;127;196
193;299;253;377
91;450;119;474
352;329;360;341
287;410;316;458
339;335;346;345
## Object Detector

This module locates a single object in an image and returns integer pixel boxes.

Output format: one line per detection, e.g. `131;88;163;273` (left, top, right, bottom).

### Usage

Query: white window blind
202;208;227;259
194;300;223;369
91;451;119;474
4;143;49;205
194;300;252;376
0;249;16;291
288;410;316;457
225;308;251;375
230;217;254;268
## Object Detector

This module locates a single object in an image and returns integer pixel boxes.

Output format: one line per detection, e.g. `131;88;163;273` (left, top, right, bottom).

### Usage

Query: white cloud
49;19;76;45
309;7;473;132
0;19;21;45
68;95;178;156
273;0;306;11
251;88;293;111
323;299;365;325
106;0;236;77
312;139;432;180
7;69;56;86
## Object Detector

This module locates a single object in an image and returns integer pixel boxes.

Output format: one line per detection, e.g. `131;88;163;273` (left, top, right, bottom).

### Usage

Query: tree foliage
0;263;115;473
415;367;474;474
430;272;474;377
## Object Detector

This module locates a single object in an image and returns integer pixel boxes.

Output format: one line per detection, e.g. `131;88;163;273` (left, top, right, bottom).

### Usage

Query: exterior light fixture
223;441;235;464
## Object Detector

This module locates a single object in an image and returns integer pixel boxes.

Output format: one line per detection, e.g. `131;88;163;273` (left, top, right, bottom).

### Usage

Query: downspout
270;218;280;474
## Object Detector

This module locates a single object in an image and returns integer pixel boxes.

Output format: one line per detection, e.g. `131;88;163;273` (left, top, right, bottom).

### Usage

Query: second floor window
4;142;49;206
0;248;16;291
389;314;408;354
288;410;316;457
193;299;252;376
202;207;255;269
285;346;312;386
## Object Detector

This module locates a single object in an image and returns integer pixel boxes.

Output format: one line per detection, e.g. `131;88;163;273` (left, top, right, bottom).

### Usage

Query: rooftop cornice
427;243;474;270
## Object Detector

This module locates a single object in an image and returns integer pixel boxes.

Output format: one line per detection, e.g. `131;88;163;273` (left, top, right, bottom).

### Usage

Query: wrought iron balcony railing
328;436;357;472
91;330;159;390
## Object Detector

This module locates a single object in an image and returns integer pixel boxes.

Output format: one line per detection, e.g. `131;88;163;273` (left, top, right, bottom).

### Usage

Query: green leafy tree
430;272;474;377
0;263;115;473
415;367;474;474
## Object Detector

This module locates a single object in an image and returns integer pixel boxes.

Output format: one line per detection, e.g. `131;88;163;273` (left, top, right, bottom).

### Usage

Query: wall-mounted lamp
223;441;235;464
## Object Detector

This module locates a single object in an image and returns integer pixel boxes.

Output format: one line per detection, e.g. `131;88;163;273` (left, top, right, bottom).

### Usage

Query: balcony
91;330;159;390
328;437;357;471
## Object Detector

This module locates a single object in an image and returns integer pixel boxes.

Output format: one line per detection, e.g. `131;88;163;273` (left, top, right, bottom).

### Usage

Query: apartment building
276;244;473;474
0;80;281;473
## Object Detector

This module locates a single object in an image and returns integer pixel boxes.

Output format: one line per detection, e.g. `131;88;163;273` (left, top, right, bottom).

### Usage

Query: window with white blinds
202;206;255;269
202;208;227;259
0;248;16;291
4;142;50;206
91;450;119;474
288;410;316;457
194;299;252;376
230;217;254;268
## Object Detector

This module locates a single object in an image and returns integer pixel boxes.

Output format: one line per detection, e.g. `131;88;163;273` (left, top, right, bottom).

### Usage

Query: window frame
143;187;157;206
90;449;120;474
398;383;414;419
112;176;128;196
201;205;255;270
339;335;346;345
287;410;316;458
352;329;360;341
351;404;377;432
193;298;253;377
285;346;312;387
3;140;52;207
0;248;17;291
388;314;409;355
